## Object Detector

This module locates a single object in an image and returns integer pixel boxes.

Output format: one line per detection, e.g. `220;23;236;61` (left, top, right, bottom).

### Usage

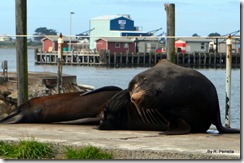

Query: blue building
89;14;152;50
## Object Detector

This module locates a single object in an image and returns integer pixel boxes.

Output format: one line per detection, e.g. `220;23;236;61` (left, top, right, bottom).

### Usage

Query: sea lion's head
128;71;163;109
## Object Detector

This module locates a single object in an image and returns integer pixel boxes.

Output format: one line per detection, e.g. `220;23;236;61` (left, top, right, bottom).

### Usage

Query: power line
0;34;240;39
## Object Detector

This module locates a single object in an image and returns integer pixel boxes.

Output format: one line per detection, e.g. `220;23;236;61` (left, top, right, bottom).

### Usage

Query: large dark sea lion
98;59;240;134
0;86;122;124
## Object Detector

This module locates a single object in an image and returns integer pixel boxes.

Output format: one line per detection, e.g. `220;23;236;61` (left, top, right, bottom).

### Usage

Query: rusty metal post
225;35;232;128
57;33;63;94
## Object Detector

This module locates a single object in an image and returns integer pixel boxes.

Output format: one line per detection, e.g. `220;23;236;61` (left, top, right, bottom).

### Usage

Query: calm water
0;48;240;128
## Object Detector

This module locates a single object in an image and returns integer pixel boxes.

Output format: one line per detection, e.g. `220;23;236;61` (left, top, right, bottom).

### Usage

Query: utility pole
164;3;176;63
16;0;28;106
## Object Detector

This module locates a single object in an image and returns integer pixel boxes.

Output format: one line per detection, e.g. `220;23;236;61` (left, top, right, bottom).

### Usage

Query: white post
225;35;232;128
57;33;63;94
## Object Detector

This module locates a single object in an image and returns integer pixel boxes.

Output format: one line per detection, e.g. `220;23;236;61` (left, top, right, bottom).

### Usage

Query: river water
0;48;240;129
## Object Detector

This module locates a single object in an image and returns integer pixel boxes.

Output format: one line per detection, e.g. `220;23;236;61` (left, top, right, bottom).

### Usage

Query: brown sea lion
0;86;122;124
98;59;240;134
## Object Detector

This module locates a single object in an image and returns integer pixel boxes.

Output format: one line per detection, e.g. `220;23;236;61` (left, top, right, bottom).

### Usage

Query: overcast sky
0;0;241;37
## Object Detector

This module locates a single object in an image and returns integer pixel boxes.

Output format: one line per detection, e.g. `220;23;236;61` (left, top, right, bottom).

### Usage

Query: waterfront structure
89;14;152;50
175;38;210;53
209;37;240;54
135;37;161;53
96;37;135;54
35;51;240;68
41;36;78;52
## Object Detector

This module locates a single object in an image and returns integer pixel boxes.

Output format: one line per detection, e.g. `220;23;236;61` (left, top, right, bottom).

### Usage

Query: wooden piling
164;3;176;63
16;0;28;106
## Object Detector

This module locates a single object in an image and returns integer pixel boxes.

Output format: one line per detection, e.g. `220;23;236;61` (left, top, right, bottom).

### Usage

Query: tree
192;33;199;37
33;27;58;42
208;32;221;36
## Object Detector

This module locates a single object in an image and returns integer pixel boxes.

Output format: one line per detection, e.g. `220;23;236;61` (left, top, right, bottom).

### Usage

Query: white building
0;35;12;42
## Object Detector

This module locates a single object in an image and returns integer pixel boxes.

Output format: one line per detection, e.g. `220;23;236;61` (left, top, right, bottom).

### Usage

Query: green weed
0;138;53;159
0;139;113;159
0;141;16;159
65;145;113;159
14;138;53;159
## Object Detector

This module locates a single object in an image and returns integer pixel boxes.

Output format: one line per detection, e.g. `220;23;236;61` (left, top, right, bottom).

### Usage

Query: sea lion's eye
134;84;139;89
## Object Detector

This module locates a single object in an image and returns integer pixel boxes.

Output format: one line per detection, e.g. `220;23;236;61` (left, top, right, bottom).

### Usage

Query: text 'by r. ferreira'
207;149;235;154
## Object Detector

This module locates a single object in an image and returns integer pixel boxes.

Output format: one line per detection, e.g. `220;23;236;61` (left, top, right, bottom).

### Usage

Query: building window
124;43;129;48
115;42;120;48
201;42;204;49
118;20;126;29
120;24;125;29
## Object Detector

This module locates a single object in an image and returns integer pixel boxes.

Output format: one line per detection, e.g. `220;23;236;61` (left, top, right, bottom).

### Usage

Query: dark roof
96;37;134;42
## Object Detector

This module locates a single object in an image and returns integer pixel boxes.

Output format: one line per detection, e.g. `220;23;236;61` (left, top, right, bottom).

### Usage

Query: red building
175;39;187;53
41;36;78;52
96;37;135;54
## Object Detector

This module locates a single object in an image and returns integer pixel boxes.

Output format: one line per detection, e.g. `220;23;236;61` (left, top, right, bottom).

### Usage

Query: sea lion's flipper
81;86;122;96
162;119;191;135
104;89;130;112
0;108;22;124
0;114;24;124
56;117;100;125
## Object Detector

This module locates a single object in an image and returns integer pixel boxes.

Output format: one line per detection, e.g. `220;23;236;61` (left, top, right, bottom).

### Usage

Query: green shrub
65;145;113;159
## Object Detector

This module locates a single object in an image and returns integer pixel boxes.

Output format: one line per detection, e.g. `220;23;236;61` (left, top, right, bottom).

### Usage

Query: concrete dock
0;124;240;159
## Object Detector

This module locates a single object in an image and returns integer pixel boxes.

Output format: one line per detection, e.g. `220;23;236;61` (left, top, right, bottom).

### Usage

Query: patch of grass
0;138;53;159
0;141;16;159
65;145;113;159
14;138;53;159
0;139;113;160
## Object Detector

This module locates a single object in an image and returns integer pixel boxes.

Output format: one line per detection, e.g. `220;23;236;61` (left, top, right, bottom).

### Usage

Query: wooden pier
35;51;240;68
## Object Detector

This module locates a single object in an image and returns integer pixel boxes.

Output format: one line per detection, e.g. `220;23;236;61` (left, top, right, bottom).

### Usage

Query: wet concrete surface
0;124;240;159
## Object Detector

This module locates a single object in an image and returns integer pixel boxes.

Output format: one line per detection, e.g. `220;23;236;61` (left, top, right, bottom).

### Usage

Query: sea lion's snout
130;91;145;105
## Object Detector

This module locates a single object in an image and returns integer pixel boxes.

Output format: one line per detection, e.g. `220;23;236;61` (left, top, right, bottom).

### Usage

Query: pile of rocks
0;72;94;120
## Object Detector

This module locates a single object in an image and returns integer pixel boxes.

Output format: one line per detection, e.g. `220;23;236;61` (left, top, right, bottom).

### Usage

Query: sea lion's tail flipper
213;101;240;133
214;109;240;133
0;109;23;124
